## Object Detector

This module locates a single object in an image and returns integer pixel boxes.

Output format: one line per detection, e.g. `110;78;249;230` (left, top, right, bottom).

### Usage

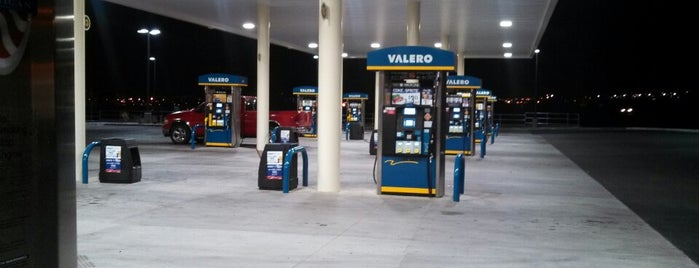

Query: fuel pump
342;92;369;140
474;89;491;144
292;86;318;137
487;95;497;139
367;46;454;197
197;73;247;147
444;75;481;155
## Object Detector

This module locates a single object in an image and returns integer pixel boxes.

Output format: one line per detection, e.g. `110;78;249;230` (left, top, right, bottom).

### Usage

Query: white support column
74;0;85;181
374;72;380;130
256;4;270;152
317;0;342;192
457;51;465;75
407;0;420;46
440;34;450;50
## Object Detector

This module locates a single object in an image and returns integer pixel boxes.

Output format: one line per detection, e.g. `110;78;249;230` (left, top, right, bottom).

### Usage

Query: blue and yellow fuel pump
487;95;497;139
444;75;481;155
474;88;491;144
198;73;247;147
343;92;369;140
343;92;368;125
292;86;318;137
367;46;454;197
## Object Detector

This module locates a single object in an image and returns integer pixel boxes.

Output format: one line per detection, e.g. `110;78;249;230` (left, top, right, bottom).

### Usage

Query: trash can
369;129;378;155
258;143;299;190
99;138;141;183
272;127;299;144
349;122;363;140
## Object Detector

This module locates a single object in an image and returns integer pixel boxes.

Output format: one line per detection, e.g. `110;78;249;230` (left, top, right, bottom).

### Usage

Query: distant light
370;42;381;48
627;108;633;112
534;49;540;54
620;108;626;113
500;20;513;27
342;52;348;58
502;42;512;48
242;22;255;29
138;28;160;35
504;52;513;58
149;57;156;61
313;55;319;59
597;95;601;98
308;42;318;49
434;42;442;48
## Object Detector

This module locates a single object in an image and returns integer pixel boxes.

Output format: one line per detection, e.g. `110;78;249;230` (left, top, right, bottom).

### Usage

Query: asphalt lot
534;128;699;263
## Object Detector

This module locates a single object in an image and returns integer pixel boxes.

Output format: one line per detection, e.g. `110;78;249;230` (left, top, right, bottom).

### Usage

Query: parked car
162;96;312;144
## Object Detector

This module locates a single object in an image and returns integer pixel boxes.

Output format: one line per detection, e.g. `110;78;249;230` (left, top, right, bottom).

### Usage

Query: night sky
86;1;696;110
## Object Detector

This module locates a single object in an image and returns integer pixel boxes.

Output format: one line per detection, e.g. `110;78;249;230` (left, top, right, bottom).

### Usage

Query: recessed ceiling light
242;22;255;29
504;52;513;58
370;42;381;48
500;20;513;27
308;42;318;49
502;42;512;48
342;52;348;58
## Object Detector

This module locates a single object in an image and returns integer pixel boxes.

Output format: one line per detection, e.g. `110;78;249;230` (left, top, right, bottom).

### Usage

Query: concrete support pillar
374;72;380;130
317;0;342;192
457;51;465;75
256;4;270;152
74;0;85;181
406;0;420;45
440;34;450;50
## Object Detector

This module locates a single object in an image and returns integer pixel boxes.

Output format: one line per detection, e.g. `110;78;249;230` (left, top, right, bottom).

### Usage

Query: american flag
0;7;33;75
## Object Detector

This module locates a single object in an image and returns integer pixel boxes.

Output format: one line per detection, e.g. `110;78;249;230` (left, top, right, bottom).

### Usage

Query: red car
162;96;312;144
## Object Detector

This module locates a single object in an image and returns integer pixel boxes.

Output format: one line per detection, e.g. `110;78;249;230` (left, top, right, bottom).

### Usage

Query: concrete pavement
77;123;697;267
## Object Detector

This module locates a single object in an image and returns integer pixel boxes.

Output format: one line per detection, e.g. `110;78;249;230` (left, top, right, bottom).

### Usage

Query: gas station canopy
103;0;557;59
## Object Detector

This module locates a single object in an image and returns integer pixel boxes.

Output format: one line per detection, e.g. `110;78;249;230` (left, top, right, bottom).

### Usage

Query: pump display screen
403;118;416;128
404;107;417;115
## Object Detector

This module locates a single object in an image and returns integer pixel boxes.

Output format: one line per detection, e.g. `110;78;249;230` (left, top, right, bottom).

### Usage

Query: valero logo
1;3;36;75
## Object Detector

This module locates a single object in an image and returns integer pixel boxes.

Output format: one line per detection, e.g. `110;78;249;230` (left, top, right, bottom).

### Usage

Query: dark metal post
533;49;540;127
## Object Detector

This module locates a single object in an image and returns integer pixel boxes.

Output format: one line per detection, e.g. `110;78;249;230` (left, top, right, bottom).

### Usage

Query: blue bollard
190;124;202;149
82;141;102;184
270;126;279;143
453;153;465;202
282;146;309;194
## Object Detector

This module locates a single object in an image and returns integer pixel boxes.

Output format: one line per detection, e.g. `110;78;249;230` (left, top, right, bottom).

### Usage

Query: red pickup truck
162;96;312;144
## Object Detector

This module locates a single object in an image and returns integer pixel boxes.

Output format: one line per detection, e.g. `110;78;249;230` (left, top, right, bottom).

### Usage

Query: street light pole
137;28;160;99
150;57;156;98
533;48;540;127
